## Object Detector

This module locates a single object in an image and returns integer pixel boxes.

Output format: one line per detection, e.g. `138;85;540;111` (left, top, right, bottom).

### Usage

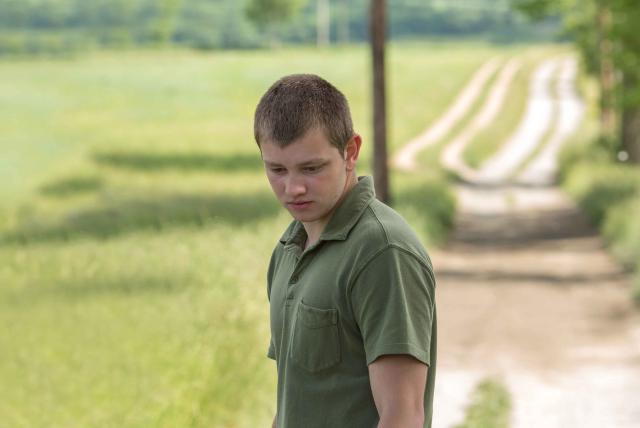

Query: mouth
287;201;313;209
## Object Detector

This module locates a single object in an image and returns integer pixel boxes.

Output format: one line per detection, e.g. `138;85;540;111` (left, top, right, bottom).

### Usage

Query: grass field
0;41;555;426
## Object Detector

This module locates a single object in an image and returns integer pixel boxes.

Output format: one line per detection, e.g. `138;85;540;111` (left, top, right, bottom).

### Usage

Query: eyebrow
263;158;329;167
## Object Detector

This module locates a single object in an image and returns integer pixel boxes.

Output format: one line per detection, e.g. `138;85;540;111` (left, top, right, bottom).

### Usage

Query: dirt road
399;56;640;427
433;180;640;427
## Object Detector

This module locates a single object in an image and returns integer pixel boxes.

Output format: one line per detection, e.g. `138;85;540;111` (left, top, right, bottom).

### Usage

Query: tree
370;0;390;203
512;0;640;163
148;0;183;45
596;2;616;140
612;0;640;162
245;0;304;45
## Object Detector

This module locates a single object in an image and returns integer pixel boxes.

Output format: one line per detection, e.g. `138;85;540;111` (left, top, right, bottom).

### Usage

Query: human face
260;128;361;234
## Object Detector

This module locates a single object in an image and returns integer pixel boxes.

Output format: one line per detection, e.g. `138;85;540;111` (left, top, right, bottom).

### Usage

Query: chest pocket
291;300;341;372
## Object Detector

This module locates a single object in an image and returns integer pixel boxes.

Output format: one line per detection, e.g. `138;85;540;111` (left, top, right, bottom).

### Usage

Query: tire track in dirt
516;57;584;186
393;58;501;171
475;58;559;184
440;58;521;182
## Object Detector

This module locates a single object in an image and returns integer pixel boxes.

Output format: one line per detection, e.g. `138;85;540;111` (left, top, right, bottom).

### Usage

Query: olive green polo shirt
266;176;437;428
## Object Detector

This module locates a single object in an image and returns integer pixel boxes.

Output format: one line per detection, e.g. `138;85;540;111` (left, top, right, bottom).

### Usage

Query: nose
284;174;306;198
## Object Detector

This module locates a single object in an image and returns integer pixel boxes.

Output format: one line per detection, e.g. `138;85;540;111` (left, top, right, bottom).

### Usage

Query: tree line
0;0;555;54
514;0;639;163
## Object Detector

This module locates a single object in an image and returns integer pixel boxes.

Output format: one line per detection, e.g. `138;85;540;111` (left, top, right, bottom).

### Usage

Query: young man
255;74;437;428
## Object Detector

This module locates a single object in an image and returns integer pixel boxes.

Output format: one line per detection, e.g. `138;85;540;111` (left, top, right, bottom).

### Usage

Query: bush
564;162;640;225
0;31;88;57
604;197;640;269
604;197;640;304
395;177;456;246
560;138;640;303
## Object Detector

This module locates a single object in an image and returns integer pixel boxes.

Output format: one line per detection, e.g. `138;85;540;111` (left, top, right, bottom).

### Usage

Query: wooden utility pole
370;0;390;203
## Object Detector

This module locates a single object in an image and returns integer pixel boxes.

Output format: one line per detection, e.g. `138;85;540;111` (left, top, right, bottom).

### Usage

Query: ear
344;134;362;171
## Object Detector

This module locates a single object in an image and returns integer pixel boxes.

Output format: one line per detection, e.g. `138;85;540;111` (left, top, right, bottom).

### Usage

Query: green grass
455;378;512;428
0;220;285;427
0;41;538;426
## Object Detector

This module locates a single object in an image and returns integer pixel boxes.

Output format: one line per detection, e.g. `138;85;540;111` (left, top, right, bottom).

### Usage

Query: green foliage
455;378;511;428
604;196;640;304
561;137;640;302
0;0;559;55
395;174;456;246
511;0;561;20
513;0;640;140
604;197;640;270
563;161;639;226
612;0;640;109
245;0;304;30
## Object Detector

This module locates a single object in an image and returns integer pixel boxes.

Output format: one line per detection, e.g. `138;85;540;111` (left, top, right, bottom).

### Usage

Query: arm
271;414;277;428
369;354;428;428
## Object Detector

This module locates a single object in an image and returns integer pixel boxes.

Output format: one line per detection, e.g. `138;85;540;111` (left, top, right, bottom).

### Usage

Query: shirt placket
285;244;316;303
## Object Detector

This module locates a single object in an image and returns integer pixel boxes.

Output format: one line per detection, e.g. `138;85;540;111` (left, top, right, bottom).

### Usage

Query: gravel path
412;55;640;427
433;184;640;428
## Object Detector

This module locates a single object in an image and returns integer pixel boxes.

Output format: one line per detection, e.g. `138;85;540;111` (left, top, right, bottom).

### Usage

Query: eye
303;165;322;173
269;167;286;174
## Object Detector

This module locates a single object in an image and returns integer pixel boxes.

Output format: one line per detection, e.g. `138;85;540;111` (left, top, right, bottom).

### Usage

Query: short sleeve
267;337;276;360
350;246;435;366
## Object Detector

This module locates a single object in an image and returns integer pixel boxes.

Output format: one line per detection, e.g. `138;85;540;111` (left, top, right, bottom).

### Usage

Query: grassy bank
558;67;640;303
560;141;640;302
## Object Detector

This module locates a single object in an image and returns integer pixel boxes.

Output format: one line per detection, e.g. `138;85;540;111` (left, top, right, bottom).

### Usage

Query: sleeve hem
366;343;430;366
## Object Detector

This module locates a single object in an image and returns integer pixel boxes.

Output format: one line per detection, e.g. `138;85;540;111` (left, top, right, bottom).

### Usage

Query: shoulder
351;199;431;267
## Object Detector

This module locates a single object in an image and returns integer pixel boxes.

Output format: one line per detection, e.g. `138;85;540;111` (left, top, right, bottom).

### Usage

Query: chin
286;209;318;223
290;212;315;222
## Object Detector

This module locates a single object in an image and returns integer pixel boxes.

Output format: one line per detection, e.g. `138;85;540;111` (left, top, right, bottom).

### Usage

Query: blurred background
0;0;639;427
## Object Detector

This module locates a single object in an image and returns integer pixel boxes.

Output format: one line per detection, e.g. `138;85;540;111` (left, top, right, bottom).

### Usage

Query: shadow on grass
5;273;194;304
39;175;104;197
92;151;263;173
1;191;280;244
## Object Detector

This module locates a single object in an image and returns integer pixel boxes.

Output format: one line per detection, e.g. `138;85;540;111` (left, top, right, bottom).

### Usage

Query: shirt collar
278;176;376;245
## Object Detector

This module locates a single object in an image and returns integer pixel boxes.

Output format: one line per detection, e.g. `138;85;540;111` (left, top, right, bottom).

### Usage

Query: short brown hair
253;74;354;152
